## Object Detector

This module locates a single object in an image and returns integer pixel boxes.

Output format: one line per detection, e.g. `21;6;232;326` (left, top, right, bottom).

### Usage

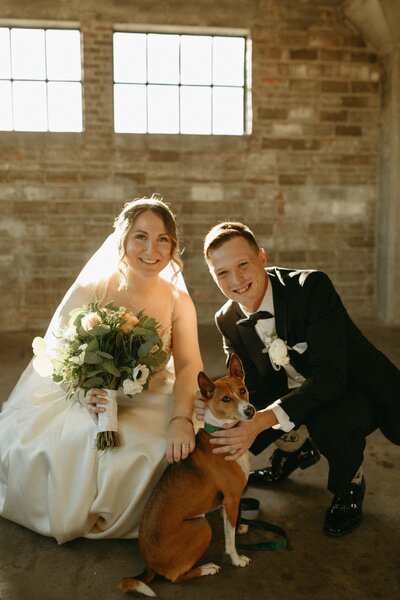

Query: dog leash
236;498;288;551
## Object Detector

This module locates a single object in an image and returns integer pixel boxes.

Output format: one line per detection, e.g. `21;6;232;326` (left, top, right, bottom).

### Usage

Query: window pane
48;82;83;131
148;84;179;133
11;28;46;80
114;84;147;133
180;86;211;134
113;32;147;83
148;34;179;84
46;29;81;81
0;81;12;130
213;36;245;86
13;81;47;131
181;35;212;85
0;28;11;78
213;87;243;135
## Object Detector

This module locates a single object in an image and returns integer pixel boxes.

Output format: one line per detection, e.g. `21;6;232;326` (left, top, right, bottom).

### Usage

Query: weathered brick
258;108;288;120
335;125;362;136
352;81;380;94
341;96;371;108
262;138;292;150
322;80;349;93
289;49;318;60
279;174;307;186
320;109;348;122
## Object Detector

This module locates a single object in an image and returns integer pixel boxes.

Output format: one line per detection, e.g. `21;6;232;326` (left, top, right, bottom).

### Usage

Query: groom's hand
209;419;259;461
193;396;206;421
209;409;278;461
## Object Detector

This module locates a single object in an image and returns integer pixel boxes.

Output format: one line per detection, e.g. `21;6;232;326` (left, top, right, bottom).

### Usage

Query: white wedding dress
0;279;176;544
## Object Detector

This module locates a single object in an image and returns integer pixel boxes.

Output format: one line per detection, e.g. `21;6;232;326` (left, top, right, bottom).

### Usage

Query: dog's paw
199;563;221;576
232;554;251;567
236;523;249;535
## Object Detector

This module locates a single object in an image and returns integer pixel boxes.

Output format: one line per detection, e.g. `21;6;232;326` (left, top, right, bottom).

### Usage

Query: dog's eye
222;396;231;403
239;387;246;395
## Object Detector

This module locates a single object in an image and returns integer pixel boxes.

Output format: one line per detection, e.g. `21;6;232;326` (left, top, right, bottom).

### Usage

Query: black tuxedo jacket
215;267;400;450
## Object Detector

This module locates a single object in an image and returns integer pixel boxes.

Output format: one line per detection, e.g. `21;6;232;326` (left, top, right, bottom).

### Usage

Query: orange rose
120;312;139;334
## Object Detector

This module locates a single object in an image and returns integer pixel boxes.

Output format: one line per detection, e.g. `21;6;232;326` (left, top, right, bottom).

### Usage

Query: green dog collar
203;423;224;434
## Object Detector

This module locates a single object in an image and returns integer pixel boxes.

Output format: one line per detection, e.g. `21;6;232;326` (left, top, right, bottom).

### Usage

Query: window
113;31;249;135
0;27;83;132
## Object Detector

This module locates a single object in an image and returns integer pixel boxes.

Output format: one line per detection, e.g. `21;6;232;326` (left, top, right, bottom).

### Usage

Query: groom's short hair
204;221;260;262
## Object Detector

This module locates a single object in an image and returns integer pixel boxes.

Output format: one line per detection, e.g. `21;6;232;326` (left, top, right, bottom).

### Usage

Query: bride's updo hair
113;194;183;284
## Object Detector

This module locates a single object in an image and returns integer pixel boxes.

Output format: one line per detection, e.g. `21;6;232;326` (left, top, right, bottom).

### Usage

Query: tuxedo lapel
268;270;288;341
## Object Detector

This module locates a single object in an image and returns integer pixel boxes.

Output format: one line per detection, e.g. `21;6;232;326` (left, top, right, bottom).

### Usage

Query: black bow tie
237;310;274;327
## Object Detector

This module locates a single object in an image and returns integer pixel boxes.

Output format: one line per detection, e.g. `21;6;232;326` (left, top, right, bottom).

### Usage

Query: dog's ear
228;353;244;379
198;372;215;400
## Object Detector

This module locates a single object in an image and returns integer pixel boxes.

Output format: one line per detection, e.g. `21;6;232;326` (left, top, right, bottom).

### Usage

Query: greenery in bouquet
33;302;167;450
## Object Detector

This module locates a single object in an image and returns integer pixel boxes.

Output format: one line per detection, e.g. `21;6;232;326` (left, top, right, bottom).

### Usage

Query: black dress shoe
248;438;320;486
323;477;365;537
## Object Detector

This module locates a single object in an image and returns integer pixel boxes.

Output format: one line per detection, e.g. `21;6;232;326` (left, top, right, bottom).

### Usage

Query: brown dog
119;353;255;596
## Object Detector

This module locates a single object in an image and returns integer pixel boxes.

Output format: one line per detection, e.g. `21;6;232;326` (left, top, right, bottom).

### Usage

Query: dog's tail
118;568;157;597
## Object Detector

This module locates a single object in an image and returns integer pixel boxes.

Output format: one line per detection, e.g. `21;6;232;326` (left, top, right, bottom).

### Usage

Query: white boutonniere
262;334;290;370
262;335;308;371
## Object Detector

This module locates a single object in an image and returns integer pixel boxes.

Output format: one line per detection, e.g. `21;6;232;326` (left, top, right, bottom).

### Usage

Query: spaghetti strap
96;277;112;306
170;283;178;320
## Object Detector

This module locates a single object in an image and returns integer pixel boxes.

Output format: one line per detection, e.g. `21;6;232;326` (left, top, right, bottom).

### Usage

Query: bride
0;195;203;544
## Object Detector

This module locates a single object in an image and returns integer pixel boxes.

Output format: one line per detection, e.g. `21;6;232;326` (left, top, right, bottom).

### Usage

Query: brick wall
0;0;380;330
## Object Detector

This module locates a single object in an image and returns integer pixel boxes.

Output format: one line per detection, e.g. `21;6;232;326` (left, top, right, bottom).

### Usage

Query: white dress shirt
239;278;305;432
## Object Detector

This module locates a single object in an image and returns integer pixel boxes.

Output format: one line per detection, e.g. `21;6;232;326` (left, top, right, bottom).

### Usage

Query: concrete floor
1;321;400;600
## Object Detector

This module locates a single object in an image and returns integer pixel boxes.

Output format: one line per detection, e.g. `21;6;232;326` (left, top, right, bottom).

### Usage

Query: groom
197;221;400;537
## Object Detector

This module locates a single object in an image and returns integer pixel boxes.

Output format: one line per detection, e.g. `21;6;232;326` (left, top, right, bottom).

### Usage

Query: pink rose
81;312;102;332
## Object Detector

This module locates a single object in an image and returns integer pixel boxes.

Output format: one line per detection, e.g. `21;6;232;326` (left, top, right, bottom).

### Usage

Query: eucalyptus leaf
86;339;99;352
86;369;103;377
90;324;111;336
104;361;121;376
82;376;104;388
84;352;103;364
139;317;158;329
130;327;154;338
138;341;154;358
97;351;114;359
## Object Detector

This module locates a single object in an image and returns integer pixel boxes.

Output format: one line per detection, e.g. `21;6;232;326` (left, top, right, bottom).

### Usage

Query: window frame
0;22;83;133
112;24;252;136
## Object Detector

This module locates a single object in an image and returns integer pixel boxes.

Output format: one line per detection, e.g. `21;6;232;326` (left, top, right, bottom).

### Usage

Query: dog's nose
244;405;256;419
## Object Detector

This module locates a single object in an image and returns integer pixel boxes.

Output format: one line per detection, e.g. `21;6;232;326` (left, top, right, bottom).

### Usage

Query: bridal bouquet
32;302;167;450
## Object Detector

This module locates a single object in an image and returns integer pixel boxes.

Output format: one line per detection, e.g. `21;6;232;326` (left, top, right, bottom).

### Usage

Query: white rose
268;338;290;366
33;355;54;377
133;364;150;386
32;337;54;377
32;336;47;356
123;378;143;396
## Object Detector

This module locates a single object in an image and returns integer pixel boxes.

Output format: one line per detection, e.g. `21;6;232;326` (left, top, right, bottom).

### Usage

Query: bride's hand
167;416;195;464
85;388;108;424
